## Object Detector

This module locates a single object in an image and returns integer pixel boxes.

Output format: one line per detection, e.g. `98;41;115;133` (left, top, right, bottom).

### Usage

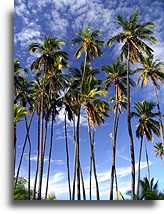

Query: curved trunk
144;140;150;181
64;113;71;200
45;117;54;199
154;87;164;146
137;136;143;198
127;45;135;199
14;113;34;190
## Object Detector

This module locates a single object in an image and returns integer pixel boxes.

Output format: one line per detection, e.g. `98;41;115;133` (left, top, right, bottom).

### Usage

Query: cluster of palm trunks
13;11;164;200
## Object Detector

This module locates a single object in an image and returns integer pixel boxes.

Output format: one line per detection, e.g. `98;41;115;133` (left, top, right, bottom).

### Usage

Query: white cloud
15;24;41;48
56;107;87;127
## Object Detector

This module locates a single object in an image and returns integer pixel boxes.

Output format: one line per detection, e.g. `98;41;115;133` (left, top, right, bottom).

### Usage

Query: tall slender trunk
25;116;32;200
127;44;135;199
114;169;119;200
92;130;100;200
43;120;48;168
110;106;119;200
154;87;164;146
79;163;86;200
33;113;41;199
81;51;87;91
89;145;92;200
88;119;92;200
64;113;71;200
144;140;150;181
37;93;44;200
137;136;143;198
38;117;48;199
88;120;100;200
45;117;54;199
14;113;34;190
72;116;77;200
76;109;81;200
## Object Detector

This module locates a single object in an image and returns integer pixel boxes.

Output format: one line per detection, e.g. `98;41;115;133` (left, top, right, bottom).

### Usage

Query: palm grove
13;11;164;200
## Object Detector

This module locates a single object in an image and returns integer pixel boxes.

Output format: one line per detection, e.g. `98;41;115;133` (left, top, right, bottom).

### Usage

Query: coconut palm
67;66;109;200
107;11;157;198
139;177;164;200
73;26;104;89
14;104;28;177
154;142;164;159
29;36;68;199
137;55;164;146
132;101;160;197
103;60;132;200
14;61;35;199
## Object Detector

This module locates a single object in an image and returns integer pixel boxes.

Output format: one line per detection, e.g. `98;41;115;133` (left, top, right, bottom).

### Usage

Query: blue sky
14;0;164;200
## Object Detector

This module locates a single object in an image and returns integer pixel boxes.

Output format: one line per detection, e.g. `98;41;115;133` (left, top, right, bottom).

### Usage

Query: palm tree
14;104;28;177
137;55;164;146
154;142;164;159
62;96;74;200
103;60;131;200
132;101;160;197
67;67;109;200
107;11;157;198
29;36;68;199
14;61;35;199
139;177;164;200
73;26;104;89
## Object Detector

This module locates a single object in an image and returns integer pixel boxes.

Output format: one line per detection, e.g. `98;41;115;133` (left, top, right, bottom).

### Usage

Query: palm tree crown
108;11;157;63
73;26;104;61
132;100;160;140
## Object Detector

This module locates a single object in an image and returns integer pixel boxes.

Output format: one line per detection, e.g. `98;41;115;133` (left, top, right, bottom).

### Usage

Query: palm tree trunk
38;96;44;200
89;146;92;200
72;116;77;200
33;113;41;199
114;169;119;200
25;116;32;200
137;136;143;198
127;44;135;199
88;120;100;200
14;113;34;190
45;117;54;199
43;120;48;167
91;130;100;200
81;51;88;91
76;109;81;200
144;140;150;181
110;106;119;200
79;163;86;200
154;87;164;146
64;113;71;200
88;119;92;200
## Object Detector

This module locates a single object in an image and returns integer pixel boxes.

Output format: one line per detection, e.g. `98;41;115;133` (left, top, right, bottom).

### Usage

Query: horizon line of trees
14;10;164;200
